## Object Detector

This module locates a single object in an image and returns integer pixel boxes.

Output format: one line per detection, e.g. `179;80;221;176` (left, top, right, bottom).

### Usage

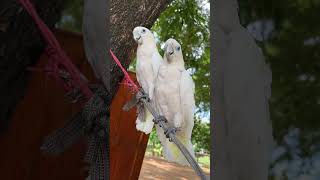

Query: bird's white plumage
154;38;195;165
133;26;163;134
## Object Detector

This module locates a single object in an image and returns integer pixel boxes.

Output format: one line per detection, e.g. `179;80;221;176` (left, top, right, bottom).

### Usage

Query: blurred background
238;0;320;179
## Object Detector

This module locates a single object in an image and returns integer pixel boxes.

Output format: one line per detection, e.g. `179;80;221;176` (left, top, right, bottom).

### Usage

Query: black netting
41;85;109;180
41;111;85;155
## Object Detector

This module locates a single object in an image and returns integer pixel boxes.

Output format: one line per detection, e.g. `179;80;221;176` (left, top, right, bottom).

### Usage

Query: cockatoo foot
164;127;178;140
136;91;150;102
153;115;167;125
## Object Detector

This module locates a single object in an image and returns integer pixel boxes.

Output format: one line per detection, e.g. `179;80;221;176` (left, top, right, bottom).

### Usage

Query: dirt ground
139;156;210;180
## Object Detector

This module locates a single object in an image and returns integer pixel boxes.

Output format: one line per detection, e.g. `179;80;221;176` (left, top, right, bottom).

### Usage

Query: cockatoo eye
142;29;146;33
176;46;181;51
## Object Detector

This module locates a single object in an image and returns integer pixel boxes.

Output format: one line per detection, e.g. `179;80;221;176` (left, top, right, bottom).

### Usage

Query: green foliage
238;0;320;141
197;155;210;168
147;128;163;156
56;0;83;32
192;118;210;153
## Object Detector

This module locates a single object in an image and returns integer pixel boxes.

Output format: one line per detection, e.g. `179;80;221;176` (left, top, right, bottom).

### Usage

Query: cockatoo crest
132;26;156;46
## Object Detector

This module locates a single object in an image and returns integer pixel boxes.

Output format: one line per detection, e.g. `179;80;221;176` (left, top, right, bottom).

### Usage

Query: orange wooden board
0;29;149;180
110;73;150;180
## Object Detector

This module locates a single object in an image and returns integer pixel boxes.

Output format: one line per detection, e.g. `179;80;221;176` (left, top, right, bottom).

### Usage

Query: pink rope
19;0;93;99
109;49;139;93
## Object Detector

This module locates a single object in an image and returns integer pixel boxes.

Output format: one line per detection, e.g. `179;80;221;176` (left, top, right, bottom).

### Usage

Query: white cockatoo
154;38;195;165
132;26;163;134
212;0;274;179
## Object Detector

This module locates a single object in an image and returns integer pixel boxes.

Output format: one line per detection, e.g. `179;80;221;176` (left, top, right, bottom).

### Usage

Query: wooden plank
0;29;91;180
110;73;150;180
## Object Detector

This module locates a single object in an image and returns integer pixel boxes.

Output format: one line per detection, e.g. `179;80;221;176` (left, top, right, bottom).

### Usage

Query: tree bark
109;0;172;101
0;0;65;133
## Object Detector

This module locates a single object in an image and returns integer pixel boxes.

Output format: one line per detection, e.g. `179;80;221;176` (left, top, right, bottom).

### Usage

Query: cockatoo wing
180;70;195;138
135;51;162;134
157;68;196;166
153;65;169;150
136;58;154;94
224;26;273;180
135;59;155;134
135;49;162;134
167;69;196;165
151;51;163;79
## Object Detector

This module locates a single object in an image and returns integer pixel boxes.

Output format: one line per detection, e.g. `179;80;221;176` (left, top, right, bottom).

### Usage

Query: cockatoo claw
164;127;178;140
136;89;151;102
153;115;167;124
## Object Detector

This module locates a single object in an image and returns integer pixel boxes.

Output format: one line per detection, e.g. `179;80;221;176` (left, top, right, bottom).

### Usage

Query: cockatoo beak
132;28;142;44
133;33;142;44
134;35;141;41
165;45;174;58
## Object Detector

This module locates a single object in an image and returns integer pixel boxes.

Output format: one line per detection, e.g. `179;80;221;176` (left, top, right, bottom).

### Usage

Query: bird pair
132;26;196;165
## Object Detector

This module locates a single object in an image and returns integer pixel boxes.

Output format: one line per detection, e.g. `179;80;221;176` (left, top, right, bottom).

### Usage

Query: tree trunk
0;0;65;133
109;0;172;101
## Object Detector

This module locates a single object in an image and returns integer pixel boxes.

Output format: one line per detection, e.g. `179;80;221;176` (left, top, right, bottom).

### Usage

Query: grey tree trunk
0;0;64;133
